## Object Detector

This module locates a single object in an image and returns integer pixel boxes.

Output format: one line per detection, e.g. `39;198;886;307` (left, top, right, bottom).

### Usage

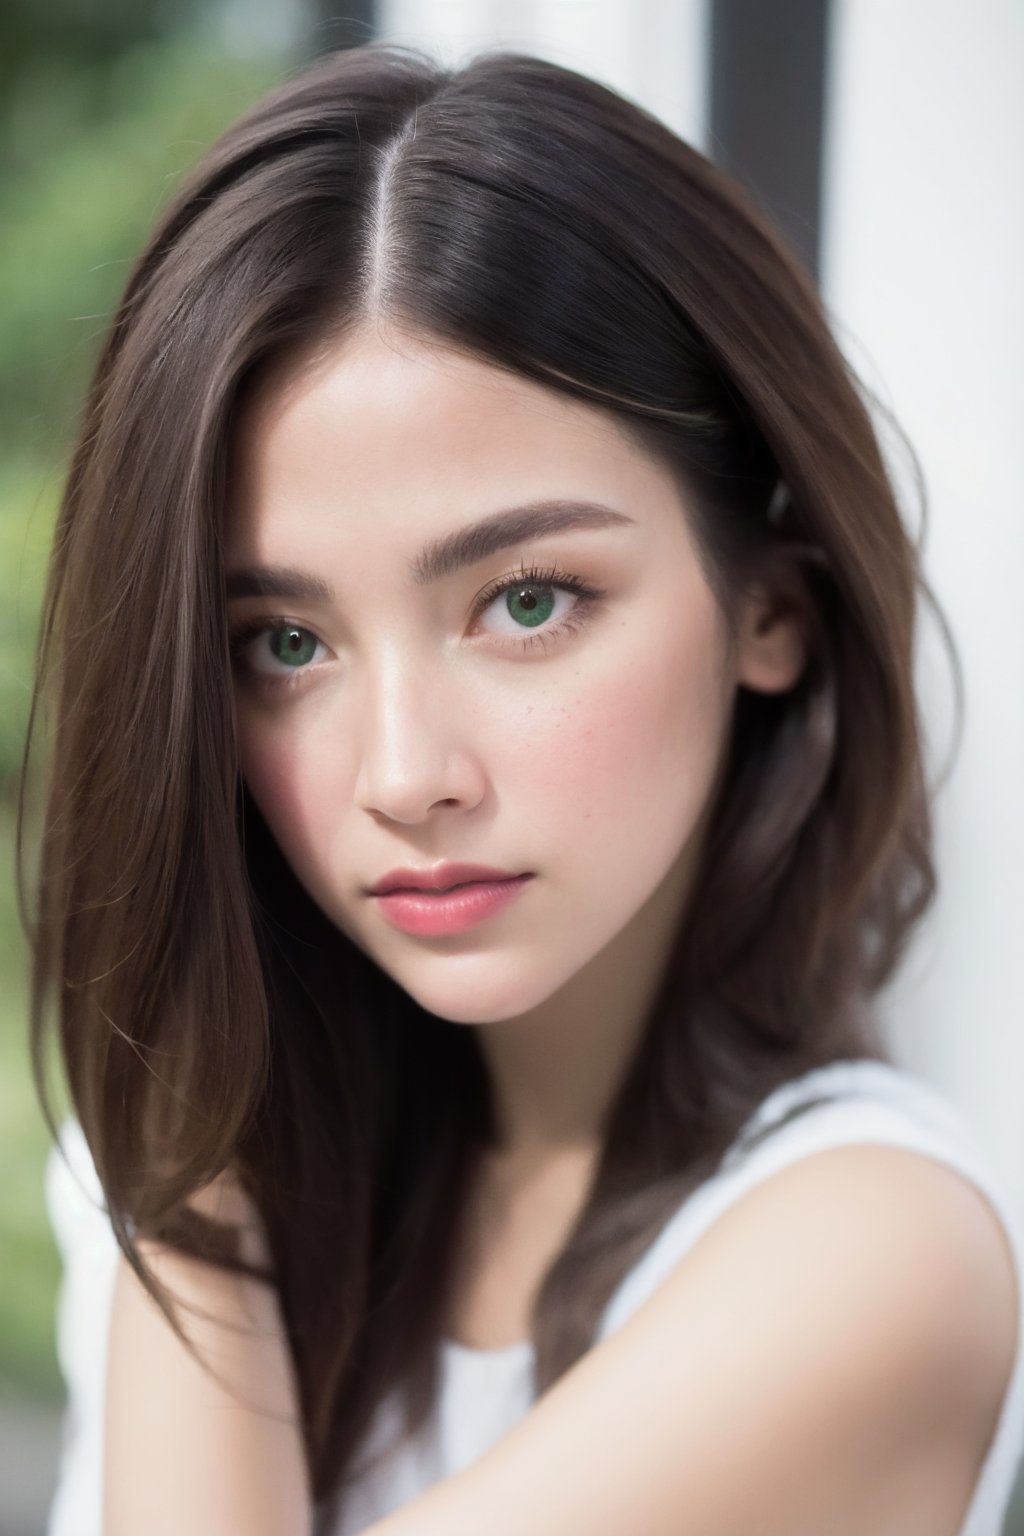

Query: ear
733;572;810;695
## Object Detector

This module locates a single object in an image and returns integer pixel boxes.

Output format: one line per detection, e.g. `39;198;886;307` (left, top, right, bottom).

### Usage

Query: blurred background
1;1;1020;1532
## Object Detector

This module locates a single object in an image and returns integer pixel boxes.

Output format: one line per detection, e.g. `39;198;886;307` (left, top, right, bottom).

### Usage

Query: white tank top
43;1059;1024;1536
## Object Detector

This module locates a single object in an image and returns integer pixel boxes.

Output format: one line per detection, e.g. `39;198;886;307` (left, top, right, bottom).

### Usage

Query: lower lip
374;876;533;936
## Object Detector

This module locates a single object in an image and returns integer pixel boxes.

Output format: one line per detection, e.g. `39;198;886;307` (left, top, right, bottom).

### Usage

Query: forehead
224;327;686;562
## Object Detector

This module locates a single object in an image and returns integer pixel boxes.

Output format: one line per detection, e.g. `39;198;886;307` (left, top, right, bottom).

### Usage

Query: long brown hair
19;40;957;1521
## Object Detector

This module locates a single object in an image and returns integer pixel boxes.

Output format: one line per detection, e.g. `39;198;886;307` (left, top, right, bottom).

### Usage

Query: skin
224;321;806;1170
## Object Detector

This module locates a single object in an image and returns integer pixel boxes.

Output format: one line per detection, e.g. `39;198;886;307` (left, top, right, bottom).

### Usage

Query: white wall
821;0;1024;1205
377;0;710;147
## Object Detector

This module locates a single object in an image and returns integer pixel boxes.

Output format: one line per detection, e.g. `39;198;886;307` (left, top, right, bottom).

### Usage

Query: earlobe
735;584;809;695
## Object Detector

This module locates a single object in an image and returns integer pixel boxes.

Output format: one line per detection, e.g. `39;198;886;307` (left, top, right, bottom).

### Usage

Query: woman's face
225;326;801;1026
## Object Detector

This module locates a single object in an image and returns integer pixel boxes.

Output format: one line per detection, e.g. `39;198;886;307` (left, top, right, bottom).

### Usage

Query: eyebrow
224;499;636;602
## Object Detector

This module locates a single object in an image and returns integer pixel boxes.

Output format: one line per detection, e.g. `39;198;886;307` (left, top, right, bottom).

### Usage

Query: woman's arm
364;1143;1019;1536
103;1171;313;1536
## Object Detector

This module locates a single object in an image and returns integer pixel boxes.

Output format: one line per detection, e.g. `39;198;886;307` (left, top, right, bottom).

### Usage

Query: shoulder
373;1142;1020;1536
682;1141;1019;1398
649;1141;1020;1507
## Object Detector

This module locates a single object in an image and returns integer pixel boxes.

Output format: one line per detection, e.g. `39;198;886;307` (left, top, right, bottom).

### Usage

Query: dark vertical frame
709;0;832;284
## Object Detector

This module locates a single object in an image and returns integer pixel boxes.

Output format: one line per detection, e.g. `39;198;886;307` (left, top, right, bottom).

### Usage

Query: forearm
103;1189;313;1535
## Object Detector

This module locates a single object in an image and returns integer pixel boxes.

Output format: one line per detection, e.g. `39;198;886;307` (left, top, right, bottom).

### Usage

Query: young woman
26;41;1023;1536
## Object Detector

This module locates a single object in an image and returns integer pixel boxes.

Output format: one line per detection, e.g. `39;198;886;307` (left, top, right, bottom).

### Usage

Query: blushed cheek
532;631;727;810
512;626;733;901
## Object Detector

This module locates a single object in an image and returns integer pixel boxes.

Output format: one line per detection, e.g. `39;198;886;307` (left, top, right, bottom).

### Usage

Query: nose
352;651;486;826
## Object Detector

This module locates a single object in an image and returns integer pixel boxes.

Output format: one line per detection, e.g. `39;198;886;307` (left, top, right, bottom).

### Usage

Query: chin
378;948;572;1028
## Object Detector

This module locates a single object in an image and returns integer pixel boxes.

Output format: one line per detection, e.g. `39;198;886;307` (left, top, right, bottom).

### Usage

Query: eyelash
227;562;604;695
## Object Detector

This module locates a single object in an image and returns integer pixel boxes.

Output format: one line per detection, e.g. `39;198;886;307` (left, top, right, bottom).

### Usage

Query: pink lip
368;862;526;896
374;876;533;936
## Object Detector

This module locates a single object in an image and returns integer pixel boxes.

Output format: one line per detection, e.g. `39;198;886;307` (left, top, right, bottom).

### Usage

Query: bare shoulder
629;1142;1021;1532
680;1142;1020;1418
364;1142;1020;1536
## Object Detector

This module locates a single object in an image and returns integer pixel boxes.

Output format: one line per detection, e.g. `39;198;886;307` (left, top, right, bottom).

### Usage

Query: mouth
368;863;529;897
392;880;485;895
372;874;534;936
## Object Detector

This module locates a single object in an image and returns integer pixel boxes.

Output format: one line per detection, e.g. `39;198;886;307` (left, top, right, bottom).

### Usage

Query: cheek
236;711;334;875
502;615;733;853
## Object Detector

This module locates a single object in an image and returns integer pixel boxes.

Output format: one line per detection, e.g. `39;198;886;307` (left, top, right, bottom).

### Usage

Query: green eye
473;563;601;648
269;626;319;667
505;584;556;628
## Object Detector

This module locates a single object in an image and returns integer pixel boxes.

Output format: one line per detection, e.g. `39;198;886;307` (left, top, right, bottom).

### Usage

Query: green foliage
1;0;184;124
0;25;293;1399
0;33;293;792
0;804;63;1400
0;459;58;799
0;33;294;463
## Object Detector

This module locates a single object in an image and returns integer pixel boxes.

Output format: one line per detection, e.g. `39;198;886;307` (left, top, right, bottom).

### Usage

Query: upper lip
368;863;527;896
